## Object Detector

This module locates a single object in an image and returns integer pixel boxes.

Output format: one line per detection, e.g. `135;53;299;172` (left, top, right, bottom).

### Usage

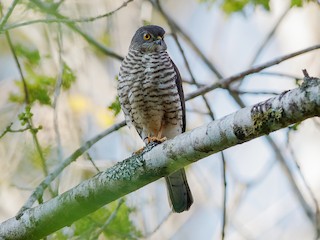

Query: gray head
129;25;167;53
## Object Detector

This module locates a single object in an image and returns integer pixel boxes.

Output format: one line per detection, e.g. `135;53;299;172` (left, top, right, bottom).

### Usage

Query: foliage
8;44;76;105
0;106;42;140
289;122;301;131
52;200;141;239
108;96;121;116
18;105;33;126
291;0;318;7
199;0;317;13
61;63;77;90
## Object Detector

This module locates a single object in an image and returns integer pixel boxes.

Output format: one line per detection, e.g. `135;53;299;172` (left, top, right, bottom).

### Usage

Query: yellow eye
143;33;151;41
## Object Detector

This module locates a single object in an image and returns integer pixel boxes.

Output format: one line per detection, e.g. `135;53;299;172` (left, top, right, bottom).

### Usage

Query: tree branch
0;0;19;31
1;76;319;240
185;44;320;101
2;0;134;32
17;120;125;215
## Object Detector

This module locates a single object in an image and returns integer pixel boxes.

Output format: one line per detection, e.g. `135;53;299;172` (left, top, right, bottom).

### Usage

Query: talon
148;136;167;143
134;147;145;155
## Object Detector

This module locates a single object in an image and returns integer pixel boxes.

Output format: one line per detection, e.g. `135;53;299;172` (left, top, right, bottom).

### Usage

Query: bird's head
129;25;167;53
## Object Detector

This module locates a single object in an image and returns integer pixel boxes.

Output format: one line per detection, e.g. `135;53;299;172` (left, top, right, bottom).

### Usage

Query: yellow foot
134;147;145;155
148;136;167;143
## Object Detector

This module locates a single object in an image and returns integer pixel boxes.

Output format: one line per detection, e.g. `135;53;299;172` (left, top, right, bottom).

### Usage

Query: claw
134;147;145;155
148;136;167;143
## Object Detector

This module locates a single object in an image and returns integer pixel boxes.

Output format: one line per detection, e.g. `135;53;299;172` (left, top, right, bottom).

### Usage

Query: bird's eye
143;33;151;41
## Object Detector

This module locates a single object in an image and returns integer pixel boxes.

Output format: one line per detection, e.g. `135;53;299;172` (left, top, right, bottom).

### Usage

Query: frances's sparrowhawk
118;25;193;213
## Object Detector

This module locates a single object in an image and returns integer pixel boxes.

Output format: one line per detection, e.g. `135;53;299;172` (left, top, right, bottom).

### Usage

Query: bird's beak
155;36;163;45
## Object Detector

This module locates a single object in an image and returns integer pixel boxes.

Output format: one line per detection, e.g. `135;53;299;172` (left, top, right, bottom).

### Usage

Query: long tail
165;168;193;213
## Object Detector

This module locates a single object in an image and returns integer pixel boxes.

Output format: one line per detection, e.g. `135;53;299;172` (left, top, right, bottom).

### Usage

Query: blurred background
0;0;320;239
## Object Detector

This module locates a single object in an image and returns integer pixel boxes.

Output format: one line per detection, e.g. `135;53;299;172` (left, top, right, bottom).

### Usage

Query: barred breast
118;49;183;141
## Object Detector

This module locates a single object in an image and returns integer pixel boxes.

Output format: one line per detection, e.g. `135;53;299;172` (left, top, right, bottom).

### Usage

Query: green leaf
253;0;270;10
222;0;249;13
291;0;318;7
18;106;33;126
9;72;56;105
289;122;301;131
9;44;76;106
52;200;141;239
291;0;303;6
199;0;271;13
14;44;40;66
61;63;76;90
108;96;121;116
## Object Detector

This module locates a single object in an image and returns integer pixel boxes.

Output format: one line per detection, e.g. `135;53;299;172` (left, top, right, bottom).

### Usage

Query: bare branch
144;211;172;238
4;27;51;182
27;0;124;60
0;122;41;139
17;120;126;215
150;0;223;79
250;6;291;65
186;44;320;101
221;152;227;240
2;0;134;32
0;0;19;31
287;130;320;237
53;24;64;163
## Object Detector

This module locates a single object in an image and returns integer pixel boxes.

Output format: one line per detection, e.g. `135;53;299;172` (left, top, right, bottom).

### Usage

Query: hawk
118;25;193;213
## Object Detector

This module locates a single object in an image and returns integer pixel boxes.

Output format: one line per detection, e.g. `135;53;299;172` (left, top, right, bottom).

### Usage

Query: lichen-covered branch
0;77;319;240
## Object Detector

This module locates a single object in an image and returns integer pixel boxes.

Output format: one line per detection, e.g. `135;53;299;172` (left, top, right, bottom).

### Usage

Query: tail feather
165;168;193;213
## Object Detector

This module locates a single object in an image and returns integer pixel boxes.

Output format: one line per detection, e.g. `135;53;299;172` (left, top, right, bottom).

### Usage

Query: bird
117;25;193;213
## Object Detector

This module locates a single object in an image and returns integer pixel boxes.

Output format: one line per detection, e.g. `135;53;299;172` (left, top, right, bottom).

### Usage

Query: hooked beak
155;36;163;45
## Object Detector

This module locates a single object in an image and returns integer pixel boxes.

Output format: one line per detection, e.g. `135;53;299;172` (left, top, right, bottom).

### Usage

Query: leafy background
0;0;319;239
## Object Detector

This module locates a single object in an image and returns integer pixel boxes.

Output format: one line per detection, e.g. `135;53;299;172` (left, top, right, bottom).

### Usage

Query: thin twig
0;0;20;30
17;120;126;215
0;122;39;139
85;152;101;173
234;6;291;90
168;25;216;119
28;0;124;61
4;33;29;104
185;44;320;101
287;130;320;238
51;23;64;195
53;23;64;163
182;79;206;87
90;198;125;240
144;211;172;238
4;28;50;178
221;152;227;240
266;135;314;220
3;0;134;32
257;71;301;80
151;0;223;79
250;6;291;65
231;89;280;95
303;69;310;78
